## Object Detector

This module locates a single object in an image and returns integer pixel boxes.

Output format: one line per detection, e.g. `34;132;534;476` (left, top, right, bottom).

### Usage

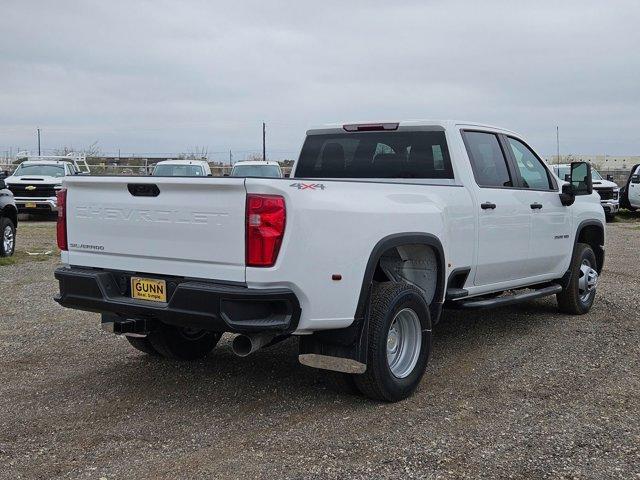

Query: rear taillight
246;194;285;267
56;188;67;251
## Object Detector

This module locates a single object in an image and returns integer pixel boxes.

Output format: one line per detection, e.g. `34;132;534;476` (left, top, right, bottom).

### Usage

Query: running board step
446;287;469;300
455;285;562;309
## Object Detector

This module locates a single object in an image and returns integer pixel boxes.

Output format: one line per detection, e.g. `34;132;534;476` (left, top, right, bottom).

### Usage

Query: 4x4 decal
290;182;326;190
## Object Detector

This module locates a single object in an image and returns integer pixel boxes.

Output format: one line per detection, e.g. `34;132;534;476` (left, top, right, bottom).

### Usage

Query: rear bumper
54;266;301;333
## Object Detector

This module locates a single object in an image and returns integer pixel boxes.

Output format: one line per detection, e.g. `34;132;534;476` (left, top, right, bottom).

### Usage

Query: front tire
0;217;16;257
557;243;598;314
354;282;432;402
148;324;222;360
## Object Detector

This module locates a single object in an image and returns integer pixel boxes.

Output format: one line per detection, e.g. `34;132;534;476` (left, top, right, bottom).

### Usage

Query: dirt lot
1;219;639;479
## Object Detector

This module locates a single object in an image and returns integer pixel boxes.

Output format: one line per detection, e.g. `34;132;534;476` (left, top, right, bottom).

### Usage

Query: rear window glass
295;131;454;179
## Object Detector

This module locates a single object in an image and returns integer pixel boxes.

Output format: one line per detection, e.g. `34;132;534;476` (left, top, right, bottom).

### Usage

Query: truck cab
5;153;90;214
625;164;640;210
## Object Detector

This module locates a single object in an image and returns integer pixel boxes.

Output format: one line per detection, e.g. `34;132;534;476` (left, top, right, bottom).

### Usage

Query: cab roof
156;159;208;165
232;161;280;167
306;120;519;136
20;160;70;165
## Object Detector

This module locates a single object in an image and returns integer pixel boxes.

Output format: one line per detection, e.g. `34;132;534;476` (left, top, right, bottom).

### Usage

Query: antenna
556;126;560;165
262;122;266;161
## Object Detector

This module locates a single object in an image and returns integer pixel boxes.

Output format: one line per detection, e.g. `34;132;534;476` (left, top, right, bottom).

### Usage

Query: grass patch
0;256;17;266
612;209;640;223
0;250;56;267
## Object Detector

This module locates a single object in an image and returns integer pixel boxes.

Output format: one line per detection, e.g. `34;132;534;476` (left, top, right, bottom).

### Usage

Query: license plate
25;202;37;209
131;277;167;302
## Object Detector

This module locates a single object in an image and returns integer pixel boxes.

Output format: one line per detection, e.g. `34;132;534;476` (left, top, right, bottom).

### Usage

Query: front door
504;136;571;278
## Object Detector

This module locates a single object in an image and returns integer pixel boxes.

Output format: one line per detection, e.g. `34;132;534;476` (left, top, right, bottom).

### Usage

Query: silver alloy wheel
3;225;14;254
386;308;422;379
578;259;598;302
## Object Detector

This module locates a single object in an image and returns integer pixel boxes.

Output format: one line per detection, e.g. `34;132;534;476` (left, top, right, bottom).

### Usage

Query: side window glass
508;138;552;190
463;131;512;187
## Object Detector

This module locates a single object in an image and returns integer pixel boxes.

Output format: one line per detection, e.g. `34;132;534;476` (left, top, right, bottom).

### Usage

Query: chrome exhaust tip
231;333;275;357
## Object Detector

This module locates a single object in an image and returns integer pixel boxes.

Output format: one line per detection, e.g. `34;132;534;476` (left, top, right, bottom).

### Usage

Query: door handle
481;202;496;210
530;203;543;209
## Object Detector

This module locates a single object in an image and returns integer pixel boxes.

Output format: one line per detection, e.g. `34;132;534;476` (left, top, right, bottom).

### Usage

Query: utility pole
229;150;232;165
37;128;41;155
556;126;560;165
262;122;266;161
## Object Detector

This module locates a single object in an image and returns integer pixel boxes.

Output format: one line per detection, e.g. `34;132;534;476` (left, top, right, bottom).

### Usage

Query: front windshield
14;164;65;177
591;169;603;180
153;164;205;176
231;165;281;178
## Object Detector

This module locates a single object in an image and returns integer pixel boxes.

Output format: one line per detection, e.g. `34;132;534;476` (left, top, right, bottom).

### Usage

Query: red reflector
56;189;68;251
246;194;285;267
343;123;399;132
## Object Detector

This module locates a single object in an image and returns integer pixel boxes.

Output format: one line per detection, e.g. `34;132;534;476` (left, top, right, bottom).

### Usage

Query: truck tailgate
63;176;247;282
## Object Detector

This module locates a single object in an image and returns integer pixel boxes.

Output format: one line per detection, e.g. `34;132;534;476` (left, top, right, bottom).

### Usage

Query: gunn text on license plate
131;277;167;302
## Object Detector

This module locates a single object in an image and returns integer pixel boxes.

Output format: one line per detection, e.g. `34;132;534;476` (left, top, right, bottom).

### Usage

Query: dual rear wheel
332;282;432;402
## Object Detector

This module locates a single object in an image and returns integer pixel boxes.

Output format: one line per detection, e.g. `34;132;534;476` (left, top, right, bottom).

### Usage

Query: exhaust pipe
231;333;280;357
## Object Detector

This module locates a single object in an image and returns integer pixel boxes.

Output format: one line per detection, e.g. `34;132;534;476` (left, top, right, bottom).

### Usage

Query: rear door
461;130;530;286
65;176;247;282
503;136;571;278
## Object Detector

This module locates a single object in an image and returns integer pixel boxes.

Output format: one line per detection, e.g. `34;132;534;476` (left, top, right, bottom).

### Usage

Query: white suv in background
152;160;212;176
230;160;283;178
552;164;619;220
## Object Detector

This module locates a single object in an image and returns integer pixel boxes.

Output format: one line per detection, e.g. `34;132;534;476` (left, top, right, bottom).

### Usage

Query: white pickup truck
54;120;605;402
6;153;90;213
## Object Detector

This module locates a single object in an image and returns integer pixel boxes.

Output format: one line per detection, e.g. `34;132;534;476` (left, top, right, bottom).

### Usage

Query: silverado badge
25;185;36;191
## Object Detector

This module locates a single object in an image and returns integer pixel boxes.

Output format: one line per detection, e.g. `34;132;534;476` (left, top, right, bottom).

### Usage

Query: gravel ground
0;220;639;479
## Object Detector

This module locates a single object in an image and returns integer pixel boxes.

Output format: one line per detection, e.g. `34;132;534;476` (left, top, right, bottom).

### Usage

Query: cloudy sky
1;0;639;161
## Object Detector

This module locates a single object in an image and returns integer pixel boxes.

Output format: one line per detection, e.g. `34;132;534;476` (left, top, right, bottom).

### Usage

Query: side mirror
606;174;614;181
559;183;575;206
564;174;571;182
570;162;592;195
0;179;5;190
284;173;290;178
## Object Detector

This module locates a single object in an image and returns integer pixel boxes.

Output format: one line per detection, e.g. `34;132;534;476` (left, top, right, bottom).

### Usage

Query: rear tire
126;336;160;356
0;217;16;257
557;243;598;315
148;324;222;360
354;282;432;402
